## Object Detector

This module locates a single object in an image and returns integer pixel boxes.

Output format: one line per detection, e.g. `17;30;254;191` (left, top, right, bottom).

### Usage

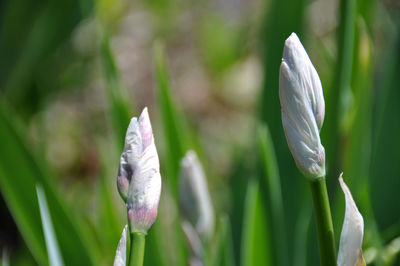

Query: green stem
309;178;336;266
128;232;146;266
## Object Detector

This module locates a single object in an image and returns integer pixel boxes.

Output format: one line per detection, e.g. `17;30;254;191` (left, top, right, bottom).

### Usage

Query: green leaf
322;0;357;182
0;0;93;111
92;136;126;264
0;104;94;265
36;185;64;266
240;178;271;266
152;41;188;266
258;124;288;265
154;41;187;193
293;196;312;266
258;2;308;263
100;34;133;150
212;215;236;266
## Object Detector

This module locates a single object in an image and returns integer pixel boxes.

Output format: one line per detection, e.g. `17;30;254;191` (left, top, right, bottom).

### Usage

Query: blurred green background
0;0;399;265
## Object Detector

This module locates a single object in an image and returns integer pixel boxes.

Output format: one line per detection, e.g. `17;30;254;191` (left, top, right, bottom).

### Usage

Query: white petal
279;32;325;179
338;174;365;266
113;225;128;266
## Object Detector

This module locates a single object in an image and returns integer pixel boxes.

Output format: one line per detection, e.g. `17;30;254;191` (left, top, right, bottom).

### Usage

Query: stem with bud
128;233;145;266
309;178;336;266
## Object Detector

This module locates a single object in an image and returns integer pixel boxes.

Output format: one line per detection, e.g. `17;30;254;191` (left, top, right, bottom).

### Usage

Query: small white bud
117;108;162;234
179;150;214;238
113;225;128;266
279;32;326;180
338;174;365;266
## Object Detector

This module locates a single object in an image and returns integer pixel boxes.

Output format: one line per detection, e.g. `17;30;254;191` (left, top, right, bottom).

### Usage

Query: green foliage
154;41;187;193
101;34;133;149
36;185;64;266
258;125;288;265
240;179;271;266
0;0;399;265
212;216;235;266
0;105;94;265
153;41;188;266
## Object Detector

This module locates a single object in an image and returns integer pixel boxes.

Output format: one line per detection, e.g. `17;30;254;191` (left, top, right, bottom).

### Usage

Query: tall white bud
179;150;215;238
338;174;365;266
117;108;162;234
279;32;326;180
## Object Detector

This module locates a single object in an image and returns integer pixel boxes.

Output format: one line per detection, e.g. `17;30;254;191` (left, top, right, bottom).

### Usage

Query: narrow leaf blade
240;179;271;266
0;104;94;265
36;185;64;266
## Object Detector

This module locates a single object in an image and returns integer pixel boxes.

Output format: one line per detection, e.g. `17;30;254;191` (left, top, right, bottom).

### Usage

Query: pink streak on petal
139;107;153;150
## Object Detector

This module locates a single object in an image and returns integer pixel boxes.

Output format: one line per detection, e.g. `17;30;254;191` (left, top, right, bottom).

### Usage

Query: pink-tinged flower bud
113;225;128;266
338;174;365;266
117;108;162;234
279;32;326;180
179;150;214;238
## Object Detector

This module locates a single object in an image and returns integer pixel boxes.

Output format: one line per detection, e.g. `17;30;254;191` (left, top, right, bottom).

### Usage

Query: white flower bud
338;174;365;266
179;150;214;238
279;32;326;180
113;225;128;266
117;108;162;234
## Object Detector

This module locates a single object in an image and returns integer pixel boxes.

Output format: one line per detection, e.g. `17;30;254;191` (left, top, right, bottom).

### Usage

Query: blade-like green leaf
368;17;400;266
100;34;133;150
228;151;253;265
293;196;312;266
258;1;307;263
258;124;288;265
36;185;64;266
0;0;93;110
0;104;94;265
212;215;236;266
322;0;357;182
154;41;187;193
240;178;271;266
153;41;188;266
93;136;125;263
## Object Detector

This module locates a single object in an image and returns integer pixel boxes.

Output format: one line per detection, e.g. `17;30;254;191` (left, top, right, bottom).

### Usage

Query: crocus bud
113;225;128;266
179;150;214;238
338;174;365;266
279;32;326;180
117;108;162;234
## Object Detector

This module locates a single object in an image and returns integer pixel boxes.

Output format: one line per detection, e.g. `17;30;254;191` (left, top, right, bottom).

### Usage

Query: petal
117;154;131;201
338;174;365;266
138;107;153;151
113;225;128;266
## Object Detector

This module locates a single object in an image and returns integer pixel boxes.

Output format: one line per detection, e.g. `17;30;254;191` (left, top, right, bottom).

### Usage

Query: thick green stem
309;178;336;266
128;232;145;266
